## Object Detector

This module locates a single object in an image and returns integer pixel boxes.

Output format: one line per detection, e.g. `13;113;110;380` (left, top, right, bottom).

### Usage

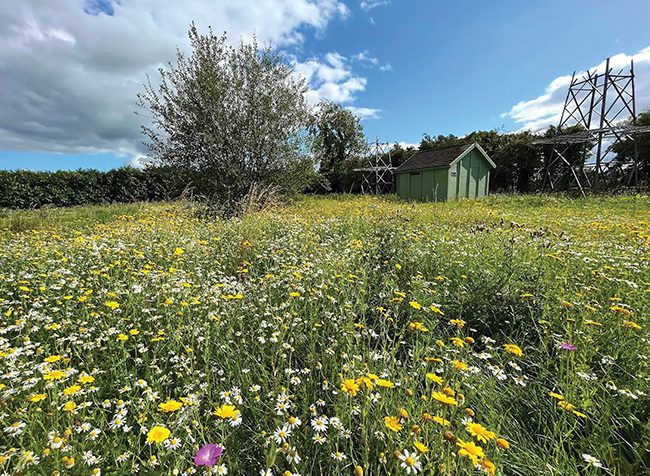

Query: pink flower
559;341;577;351
194;444;223;467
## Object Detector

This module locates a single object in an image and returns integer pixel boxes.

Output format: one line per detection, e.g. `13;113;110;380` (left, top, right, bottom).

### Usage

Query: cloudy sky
1;0;650;170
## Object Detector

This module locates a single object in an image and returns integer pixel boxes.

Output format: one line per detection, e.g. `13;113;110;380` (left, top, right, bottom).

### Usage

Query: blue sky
1;0;649;171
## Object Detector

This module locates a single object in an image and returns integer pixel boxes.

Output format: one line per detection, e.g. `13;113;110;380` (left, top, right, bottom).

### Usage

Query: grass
0;194;648;475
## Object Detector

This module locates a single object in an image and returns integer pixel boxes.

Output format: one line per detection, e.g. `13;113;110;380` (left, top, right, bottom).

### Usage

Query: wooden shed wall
397;168;448;201
448;148;490;200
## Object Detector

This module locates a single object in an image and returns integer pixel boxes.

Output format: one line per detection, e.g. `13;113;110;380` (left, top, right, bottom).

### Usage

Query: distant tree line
329;109;649;194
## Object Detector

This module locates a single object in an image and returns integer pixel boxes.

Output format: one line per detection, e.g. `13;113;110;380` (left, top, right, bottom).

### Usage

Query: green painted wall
447;149;490;200
397;168;449;201
396;147;492;201
397;173;409;199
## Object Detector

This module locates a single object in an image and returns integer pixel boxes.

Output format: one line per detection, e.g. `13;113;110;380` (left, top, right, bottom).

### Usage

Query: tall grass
0;194;648;475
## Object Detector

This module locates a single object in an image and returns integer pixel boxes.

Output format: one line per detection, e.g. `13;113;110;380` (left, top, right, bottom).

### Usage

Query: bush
0;166;185;209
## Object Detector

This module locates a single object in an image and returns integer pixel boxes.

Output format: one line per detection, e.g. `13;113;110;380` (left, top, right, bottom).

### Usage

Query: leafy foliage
309;101;368;192
137;25;313;203
0;167;182;209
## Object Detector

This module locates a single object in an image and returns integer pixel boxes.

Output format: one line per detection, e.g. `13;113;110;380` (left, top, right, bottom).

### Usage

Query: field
1;194;649;475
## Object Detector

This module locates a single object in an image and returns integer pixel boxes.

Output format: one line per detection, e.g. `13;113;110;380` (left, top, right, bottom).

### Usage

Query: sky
1;0;650;171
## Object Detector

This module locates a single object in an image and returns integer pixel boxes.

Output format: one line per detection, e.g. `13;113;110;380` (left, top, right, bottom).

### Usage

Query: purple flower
194;444;223;467
559;341;577;351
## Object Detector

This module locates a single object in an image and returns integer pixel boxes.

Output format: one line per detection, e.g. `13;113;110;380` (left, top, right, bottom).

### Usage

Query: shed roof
395;142;495;173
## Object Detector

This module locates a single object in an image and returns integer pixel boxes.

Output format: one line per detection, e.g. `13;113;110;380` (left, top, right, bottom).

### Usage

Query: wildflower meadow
1;194;648;475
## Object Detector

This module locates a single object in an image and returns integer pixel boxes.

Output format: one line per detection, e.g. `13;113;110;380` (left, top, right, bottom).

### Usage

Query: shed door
409;172;421;200
470;166;480;198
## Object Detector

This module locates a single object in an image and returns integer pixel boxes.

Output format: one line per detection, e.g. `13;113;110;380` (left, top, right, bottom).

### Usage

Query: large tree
309;101;367;192
137;25;313;201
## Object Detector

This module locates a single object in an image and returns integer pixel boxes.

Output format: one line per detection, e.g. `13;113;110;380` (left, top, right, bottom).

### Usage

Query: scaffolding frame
533;58;649;195
354;140;395;194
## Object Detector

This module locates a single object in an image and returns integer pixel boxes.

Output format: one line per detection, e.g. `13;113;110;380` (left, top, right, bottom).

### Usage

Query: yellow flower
414;441;428;453
44;355;62;363
62;456;75;468
63;385;81;396
77;375;95;384
584;319;603;326
173;247;184;256
399;408;410;419
451;337;464;348
504;344;523;357
63;401;77;412
572;410;588;418
623;320;642;330
457;440;485;466
147;425;170;444
384;416;402;432
104;301;119;310
375;379;395;388
429;305;444;315
465;422;496;443
450;319;465;328
426;373;443;385
117;334;129;341
43;370;67;381
453;360;468;372
432;391;458;406
409;301;422;310
480;458;496;475
611;305;633;317
27;393;47;402
407;321;429;332
289;292;301;298
548;391;564;400
557;400;575;412
158;400;183;413
214;404;240;421
341;379;360;396
433;416;450;426
354;465;364;476
496;438;510;450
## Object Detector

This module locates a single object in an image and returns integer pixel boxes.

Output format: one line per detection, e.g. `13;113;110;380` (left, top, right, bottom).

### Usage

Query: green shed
395;142;496;201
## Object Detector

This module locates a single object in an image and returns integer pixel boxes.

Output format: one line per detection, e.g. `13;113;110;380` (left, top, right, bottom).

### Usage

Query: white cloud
293;52;372;107
353;50;379;66
351;50;392;72
360;0;390;12
505;45;650;132
0;0;349;162
346;106;381;120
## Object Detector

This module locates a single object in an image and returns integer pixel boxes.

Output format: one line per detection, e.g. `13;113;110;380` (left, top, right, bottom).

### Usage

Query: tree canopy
137;25;314;202
309;101;368;192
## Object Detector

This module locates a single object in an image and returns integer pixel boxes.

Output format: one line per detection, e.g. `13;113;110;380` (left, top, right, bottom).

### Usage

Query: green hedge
0;167;186;209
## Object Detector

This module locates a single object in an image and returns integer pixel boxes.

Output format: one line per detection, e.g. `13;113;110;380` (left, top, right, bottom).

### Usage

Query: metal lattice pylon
534;58;650;195
354;140;395;194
